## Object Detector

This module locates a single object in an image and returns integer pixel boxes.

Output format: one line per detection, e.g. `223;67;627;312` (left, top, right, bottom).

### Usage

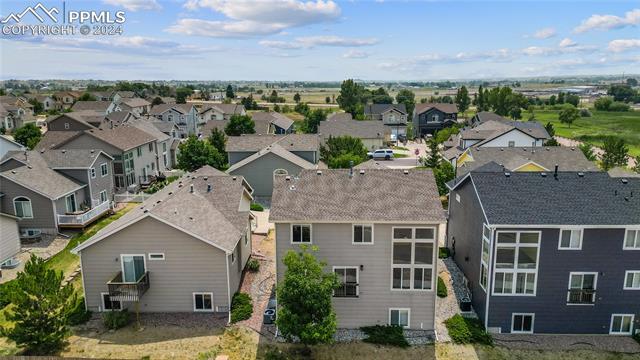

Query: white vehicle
367;149;394;160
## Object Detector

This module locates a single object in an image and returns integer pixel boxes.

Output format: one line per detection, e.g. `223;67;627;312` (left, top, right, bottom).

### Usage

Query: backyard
526;109;640;157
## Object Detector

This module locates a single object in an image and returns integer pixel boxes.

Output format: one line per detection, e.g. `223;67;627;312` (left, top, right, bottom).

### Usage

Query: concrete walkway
252;209;273;235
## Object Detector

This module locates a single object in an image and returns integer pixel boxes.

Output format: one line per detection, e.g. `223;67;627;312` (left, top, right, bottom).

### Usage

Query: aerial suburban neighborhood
0;0;639;359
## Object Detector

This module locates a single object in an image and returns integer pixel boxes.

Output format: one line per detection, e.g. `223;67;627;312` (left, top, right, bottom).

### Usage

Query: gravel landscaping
435;257;476;342
493;333;640;354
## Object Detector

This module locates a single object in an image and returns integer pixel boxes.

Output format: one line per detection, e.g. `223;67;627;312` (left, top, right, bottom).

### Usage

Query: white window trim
491;231;541;297
90;167;96;179
558;228;583;250
332;266;360;297
100;162;108;177
390;226;436;292
65;193;77;213
193;292;214;312
99;190;108;203
13;196;34;219
623;229;640;250
623;271;640;290
609;314;635;335
511;313;535;334
455;193;461;203
479;224;491;292
120;254;146;284
567;271;598;305
352;224;374;245
290;224;312;244
148;253;165;261
100;292;121;312
388;308;411;329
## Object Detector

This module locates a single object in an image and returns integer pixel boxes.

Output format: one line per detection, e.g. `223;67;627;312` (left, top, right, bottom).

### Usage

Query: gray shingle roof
467;171;640;225
364;104;407;116
226;143;317;173
318;119;389;140
226;134;319;153
354;159;390;169
84;125;156;151
270;169;446;223
201;120;229;135
250;112;294;132
70;101;112;113
414;103;458;115
204;104;245;115
120;98;150;108
326;112;353;121
38;149;111;168
473;111;509;123
35;131;83;150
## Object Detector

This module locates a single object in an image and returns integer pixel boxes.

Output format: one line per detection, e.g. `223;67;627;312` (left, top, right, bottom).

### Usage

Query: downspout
226;252;231;324
79;252;88;311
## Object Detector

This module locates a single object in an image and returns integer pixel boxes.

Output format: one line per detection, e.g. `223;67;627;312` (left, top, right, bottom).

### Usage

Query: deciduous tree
455;86;470;115
176;136;225;171
320;135;368;168
601;137;629;170
337;79;365;117
301;109;326;134
14;123;41;149
225;114;255;136
558;106;579;128
395;89;416;119
293;92;301;103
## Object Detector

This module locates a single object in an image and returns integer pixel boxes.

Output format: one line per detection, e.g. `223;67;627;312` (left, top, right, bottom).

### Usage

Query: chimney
349;161;354;178
189;184;194;193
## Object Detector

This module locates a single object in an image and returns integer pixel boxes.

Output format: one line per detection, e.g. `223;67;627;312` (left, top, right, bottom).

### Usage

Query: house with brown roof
0;149;114;235
199;104;246;121
270;168;446;331
413;103;458;137
149;104;199;138
119;98;151;117
0;96;33;131
250;111;294;134
71;166;254;318
53;91;81;109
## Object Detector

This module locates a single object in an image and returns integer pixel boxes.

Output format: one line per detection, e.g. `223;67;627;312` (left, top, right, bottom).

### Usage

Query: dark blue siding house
446;167;640;335
412;103;458;137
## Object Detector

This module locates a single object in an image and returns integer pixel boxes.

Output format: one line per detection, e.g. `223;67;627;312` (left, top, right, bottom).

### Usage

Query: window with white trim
99;190;108;203
610;314;634;335
624;271;640;290
136;147;142;157
148;253;165;261
567;272;597;304
100;162;108;176
13;197;33;218
90;167;96;178
392;227;435;291
480;224;490;291
353;225;373;244
624;230;640;250
508;141;516;147
193;293;213;312
333;267;358;297
559;229;582;250
511;313;534;333
389;308;410;328
101;293;121;311
291;224;311;244
493;231;540;296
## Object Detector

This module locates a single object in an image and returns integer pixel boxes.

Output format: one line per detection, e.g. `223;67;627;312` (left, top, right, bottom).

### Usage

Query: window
90;167;96;178
136;147;142;157
508;141;516;147
64;122;70;129
162;142;167;152
480;224;491;291
291;224;311;244
148;253;165;261
231;248;236;263
392;227;435;291
455;193;461;203
99;190;108;203
493;231;540;296
101;293;121;311
65;193;77;213
624;230;640;250
624;271;640;290
100;163;108;176
559;229;582;250
433;114;439;122
567;272;597;304
353;225;373;244
334;267;358;297
13;197;33;218
193;293;213;312
610;314;634;335
244;234;249;246
121;254;146;283
389;308;410;328
148;143;154;152
511;313;534;333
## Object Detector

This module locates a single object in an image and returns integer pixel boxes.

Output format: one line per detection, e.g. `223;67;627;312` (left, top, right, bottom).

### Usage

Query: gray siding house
413;103;458;137
446;170;640;335
72;166;253;320
149;104;199;138
0;213;21;271
363;104;408;140
270;169;446;330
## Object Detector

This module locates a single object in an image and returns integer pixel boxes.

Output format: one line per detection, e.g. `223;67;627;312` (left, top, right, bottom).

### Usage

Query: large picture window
480;224;490;291
392;227;435;291
493;231;540;296
13;197;33;218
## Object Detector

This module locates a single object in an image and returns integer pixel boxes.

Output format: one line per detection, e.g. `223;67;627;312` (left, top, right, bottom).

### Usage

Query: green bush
437;276;448;298
608;102;630;112
438;247;450;259
579;108;592;117
633;332;640;344
102;309;131;330
360;325;409;348
444;314;493;345
250;203;264;212
230;292;253;323
0;280;16;308
246;258;260;272
67;297;92;325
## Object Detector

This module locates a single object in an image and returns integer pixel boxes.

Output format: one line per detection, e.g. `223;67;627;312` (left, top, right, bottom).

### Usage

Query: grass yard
526;109;640;157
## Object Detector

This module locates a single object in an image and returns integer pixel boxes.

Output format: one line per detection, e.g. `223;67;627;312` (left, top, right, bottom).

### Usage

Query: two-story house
118;98;151;117
270;168;446;331
0;149;114;235
364;104;408;140
70;101;120;115
149;104;199;138
413;103;458;137
71;166;254;321
199;104;246;121
446;169;640;335
0;135;25;159
251;112;294;135
54;91;81;109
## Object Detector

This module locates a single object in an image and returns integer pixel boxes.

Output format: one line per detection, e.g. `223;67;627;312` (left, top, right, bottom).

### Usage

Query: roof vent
156;200;161;204
504;172;511;177
168;191;173;195
621;178;628;184
207;184;212;192
500;148;504;151
285;175;291;181
40;149;45;153
289;185;296;191
27;165;32;169
11;170;16;174
546;147;550;151
203;176;208;181
90;149;95;153
403;169;409;175
316;170;322;175
143;209;148;213
577;172;584;177
189;184;194;193
61;149;66;154
359;169;365;175
232;176;237;181
541;172;547;177
570;147;575;151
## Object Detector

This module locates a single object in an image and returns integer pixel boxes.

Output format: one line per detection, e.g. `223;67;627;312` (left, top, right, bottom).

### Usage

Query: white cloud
532;27;556;39
172;0;340;37
259;40;303;49
522;43;596;56
558;38;576;48
607;39;640;52
259;35;379;49
343;50;370;59
574;8;640;33
102;0;161;11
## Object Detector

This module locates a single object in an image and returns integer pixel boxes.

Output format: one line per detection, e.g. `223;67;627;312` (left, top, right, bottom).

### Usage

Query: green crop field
525;109;640;157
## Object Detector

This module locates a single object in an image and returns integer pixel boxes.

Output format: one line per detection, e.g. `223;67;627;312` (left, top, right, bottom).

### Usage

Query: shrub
608;102;630;112
0;281;16;308
67;297;92;325
103;309;131;330
250;203;264;212
246;258;260;272
634;332;640;344
360;325;409;348
444;314;493;345
438;247;450;259
437;276;448;298
230;292;253;323
579;108;592;117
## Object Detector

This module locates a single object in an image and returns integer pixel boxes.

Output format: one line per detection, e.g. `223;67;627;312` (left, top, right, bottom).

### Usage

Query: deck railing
57;201;110;227
107;271;150;302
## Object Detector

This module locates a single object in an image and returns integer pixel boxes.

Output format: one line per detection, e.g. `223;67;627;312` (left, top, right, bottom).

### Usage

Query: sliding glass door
121;255;146;283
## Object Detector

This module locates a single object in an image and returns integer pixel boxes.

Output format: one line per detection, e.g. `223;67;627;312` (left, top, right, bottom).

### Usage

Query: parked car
367;149;394;160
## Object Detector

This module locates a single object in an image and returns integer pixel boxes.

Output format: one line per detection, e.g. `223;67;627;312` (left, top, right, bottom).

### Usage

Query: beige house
270;169;446;331
72;166;254;318
0;213;21;273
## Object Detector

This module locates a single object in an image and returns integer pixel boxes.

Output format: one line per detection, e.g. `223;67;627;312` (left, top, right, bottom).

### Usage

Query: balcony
107;271;150;302
57;201;111;228
334;283;359;298
567;289;596;304
138;175;157;188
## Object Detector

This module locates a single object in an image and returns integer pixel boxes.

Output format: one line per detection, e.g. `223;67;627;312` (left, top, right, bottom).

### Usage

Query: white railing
58;201;111;226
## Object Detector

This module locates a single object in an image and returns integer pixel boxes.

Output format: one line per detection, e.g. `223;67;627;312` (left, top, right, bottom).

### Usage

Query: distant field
525;109;640;157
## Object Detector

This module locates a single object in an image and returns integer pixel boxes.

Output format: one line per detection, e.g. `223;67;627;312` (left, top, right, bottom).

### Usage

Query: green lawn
525;109;640;157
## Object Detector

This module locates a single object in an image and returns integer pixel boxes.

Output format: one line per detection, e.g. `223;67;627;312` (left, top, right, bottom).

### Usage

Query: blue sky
0;0;639;80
